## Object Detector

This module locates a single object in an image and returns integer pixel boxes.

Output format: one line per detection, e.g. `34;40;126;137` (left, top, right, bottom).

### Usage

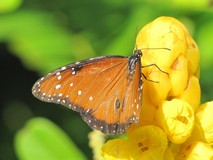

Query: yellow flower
156;99;194;144
99;16;213;160
128;126;168;160
101;126;168;160
136;16;200;107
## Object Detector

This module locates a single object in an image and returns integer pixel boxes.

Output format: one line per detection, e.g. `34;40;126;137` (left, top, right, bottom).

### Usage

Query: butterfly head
128;49;142;75
133;49;143;57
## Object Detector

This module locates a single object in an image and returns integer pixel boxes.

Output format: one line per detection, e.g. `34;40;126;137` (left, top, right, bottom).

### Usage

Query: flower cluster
101;17;213;159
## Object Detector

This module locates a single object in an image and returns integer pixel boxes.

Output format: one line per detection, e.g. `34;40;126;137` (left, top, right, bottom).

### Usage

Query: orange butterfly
32;50;143;134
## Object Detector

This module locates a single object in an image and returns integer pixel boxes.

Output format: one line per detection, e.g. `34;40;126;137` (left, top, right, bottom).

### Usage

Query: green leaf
0;10;95;74
14;117;87;160
0;0;23;13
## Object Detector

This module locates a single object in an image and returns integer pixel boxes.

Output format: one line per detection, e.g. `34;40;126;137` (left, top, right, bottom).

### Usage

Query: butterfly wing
81;56;143;134
32;55;142;134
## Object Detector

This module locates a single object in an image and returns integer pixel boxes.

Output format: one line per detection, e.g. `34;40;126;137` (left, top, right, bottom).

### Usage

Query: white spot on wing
78;90;82;95
136;104;139;109
57;75;62;80
55;84;61;89
89;96;93;101
61;66;66;70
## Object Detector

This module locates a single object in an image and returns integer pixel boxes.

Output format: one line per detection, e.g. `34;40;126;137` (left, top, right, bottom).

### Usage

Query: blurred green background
1;0;213;159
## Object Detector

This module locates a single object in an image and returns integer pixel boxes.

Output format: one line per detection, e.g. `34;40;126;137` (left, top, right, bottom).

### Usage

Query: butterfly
32;49;143;134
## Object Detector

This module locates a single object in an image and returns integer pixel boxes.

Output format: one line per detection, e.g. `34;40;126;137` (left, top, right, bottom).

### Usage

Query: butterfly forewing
32;53;143;134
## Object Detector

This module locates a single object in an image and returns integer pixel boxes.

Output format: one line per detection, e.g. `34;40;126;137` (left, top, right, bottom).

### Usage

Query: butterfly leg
142;73;158;83
142;64;168;75
142;64;168;83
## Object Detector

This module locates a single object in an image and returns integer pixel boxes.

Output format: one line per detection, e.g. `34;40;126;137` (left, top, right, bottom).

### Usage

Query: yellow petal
185;123;206;143
196;101;213;145
156;99;194;144
185;32;200;77
140;84;158;125
144;69;171;106
163;148;175;160
169;55;188;96
178;76;201;111
128;125;168;160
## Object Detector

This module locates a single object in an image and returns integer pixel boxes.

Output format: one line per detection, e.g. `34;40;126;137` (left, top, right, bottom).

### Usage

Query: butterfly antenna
138;47;171;52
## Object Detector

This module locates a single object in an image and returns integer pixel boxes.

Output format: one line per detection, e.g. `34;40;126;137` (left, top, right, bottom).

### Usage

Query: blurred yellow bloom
89;130;106;160
177;141;213;159
195;101;213;145
99;16;213;160
101;139;130;160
